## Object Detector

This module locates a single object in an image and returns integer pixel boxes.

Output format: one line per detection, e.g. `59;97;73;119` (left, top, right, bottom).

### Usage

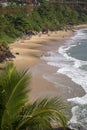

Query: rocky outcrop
0;45;15;62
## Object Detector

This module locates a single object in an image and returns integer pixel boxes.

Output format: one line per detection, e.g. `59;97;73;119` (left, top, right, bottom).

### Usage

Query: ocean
42;29;87;130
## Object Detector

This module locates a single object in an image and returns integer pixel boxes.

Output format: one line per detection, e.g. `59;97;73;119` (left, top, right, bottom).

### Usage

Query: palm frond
0;63;31;129
0;63;68;130
16;97;67;130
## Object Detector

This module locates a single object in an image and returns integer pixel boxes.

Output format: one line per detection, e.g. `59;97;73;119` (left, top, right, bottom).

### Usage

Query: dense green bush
0;2;87;45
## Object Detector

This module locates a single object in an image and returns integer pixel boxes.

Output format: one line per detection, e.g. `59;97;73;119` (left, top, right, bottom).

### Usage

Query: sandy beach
10;27;86;102
10;30;72;69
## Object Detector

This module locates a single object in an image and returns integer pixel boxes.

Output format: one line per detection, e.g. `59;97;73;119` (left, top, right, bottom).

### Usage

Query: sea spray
58;29;87;130
42;28;87;130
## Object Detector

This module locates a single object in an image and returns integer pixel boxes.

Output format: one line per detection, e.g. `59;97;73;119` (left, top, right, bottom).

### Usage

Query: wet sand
29;39;85;102
9;28;86;102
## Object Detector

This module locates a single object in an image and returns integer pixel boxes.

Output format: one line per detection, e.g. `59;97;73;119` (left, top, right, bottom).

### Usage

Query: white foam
70;106;79;123
58;29;87;128
58;65;87;93
42;29;87;94
42;29;87;128
68;94;87;105
57;29;87;94
71;29;87;41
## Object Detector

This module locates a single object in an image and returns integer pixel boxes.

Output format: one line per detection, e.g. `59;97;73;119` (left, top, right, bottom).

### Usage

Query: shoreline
9;25;87;102
10;29;73;69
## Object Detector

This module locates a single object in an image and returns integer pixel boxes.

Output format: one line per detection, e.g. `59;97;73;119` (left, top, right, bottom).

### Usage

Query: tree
0;63;68;130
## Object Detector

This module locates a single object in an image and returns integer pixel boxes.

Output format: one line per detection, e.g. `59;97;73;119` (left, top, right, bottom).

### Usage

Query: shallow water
42;28;87;130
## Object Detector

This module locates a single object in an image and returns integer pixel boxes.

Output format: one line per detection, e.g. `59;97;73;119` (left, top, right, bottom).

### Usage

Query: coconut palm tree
0;63;68;130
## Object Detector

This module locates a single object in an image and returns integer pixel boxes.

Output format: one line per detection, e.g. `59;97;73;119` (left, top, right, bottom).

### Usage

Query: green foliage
0;63;68;130
0;63;30;129
0;63;30;130
15;97;67;130
0;2;87;45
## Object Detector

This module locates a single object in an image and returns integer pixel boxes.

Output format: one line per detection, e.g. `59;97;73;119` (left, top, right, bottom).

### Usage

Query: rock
15;52;19;55
0;47;15;63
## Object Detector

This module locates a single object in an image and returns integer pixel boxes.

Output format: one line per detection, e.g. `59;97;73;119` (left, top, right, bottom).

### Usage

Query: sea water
42;29;87;130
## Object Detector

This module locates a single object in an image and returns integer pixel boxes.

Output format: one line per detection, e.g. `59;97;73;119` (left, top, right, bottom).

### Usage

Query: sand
10;30;72;69
9;27;86;102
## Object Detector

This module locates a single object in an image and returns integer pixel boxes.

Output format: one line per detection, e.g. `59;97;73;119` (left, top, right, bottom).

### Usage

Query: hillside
0;0;87;62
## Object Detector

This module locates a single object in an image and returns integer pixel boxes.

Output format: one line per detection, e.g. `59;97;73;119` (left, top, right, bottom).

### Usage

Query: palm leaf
0;63;68;130
0;63;31;129
16;97;67;130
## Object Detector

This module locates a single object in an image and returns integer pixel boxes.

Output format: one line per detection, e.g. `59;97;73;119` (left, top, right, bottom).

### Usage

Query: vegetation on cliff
0;0;87;61
0;1;87;44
